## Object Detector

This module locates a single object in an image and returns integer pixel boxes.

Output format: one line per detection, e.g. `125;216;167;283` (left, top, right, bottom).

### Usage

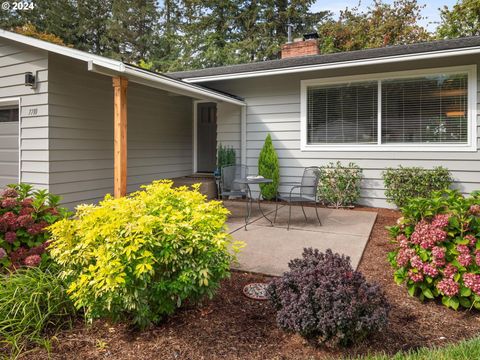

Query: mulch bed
24;207;480;359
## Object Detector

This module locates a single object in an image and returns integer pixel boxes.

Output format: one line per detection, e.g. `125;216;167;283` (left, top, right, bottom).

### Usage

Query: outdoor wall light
24;71;37;89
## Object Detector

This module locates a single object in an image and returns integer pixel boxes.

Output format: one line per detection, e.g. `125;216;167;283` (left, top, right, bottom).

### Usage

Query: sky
312;0;459;31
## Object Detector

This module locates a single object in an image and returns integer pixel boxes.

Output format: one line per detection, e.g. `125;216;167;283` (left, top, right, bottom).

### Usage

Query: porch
224;200;377;276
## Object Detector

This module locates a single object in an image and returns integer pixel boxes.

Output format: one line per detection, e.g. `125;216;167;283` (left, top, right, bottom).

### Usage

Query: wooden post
112;76;128;198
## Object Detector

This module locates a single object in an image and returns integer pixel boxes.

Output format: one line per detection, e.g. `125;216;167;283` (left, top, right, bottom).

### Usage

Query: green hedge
382;166;452;208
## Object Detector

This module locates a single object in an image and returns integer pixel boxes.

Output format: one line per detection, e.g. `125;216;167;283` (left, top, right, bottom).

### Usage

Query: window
382;75;468;144
307;82;377;144
301;66;476;151
0;108;19;123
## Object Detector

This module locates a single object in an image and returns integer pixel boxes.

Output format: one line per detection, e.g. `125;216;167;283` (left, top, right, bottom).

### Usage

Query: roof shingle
168;36;480;80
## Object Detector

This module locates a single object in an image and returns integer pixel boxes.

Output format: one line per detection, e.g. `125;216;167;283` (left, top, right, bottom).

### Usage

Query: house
0;29;479;208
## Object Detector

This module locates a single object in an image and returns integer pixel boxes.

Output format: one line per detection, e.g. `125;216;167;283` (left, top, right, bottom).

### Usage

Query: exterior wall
127;83;193;192
48;54;192;208
0;38;49;190
206;54;480;208
216;102;241;162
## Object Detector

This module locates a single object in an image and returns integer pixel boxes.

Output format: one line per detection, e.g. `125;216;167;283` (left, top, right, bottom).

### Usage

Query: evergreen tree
105;0;160;63
258;134;280;201
75;0;113;54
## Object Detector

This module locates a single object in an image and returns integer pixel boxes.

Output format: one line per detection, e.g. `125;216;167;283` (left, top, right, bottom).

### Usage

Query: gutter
87;61;245;106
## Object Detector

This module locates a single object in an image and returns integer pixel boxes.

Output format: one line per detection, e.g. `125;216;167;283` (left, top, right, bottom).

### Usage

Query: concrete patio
224;201;377;276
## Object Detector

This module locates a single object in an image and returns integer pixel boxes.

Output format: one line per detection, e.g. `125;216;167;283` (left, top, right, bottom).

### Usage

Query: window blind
307;82;378;144
381;73;468;144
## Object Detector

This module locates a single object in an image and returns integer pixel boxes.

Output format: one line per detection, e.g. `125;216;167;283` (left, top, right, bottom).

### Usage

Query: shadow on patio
223;200;377;276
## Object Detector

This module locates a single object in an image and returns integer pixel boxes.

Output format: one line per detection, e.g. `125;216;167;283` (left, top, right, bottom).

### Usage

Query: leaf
460;287;472;297
459;297;472;308
408;284;416;297
394;268;406;285
449;297;460;310
422;288;434;299
455;237;470;245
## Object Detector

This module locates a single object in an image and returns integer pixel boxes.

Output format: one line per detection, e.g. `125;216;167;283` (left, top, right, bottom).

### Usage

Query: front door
197;102;217;173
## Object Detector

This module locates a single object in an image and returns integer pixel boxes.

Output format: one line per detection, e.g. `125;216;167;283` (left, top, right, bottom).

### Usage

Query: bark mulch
25;208;480;359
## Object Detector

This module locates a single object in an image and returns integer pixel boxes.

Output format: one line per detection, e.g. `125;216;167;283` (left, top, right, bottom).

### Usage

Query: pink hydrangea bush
388;189;480;310
0;183;69;270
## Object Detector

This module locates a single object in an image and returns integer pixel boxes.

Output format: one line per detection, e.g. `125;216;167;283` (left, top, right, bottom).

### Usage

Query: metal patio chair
274;166;322;230
219;164;249;199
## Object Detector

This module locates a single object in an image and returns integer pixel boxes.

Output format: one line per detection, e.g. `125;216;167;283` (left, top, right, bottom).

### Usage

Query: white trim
0;97;21;183
377;80;382;145
183;46;480;83
0;29;245;106
193;100;198;173
300;65;477;152
241;106;247;165
122;65;245;106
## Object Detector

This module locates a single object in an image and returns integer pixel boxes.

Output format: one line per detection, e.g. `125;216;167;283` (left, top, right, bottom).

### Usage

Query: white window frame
300;65;477;152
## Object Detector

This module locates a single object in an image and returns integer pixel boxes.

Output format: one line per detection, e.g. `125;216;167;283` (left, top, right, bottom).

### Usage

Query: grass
355;337;480;360
0;266;75;358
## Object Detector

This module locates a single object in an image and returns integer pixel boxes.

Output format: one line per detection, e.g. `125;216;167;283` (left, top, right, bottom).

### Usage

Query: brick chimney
281;32;320;59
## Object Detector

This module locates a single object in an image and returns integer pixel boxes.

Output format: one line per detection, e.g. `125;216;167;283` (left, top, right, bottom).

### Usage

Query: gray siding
127;83;193;191
207;54;480;208
217;102;241;159
48;54;192;208
0;38;49;190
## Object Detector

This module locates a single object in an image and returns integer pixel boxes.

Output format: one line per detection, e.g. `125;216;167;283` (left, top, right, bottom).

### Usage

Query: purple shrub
267;248;390;347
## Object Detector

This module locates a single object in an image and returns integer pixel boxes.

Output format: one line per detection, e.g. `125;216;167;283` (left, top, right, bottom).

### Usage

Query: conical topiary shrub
258;134;279;200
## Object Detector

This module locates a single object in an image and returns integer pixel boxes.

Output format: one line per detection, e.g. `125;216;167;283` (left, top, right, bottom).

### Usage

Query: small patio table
234;177;274;230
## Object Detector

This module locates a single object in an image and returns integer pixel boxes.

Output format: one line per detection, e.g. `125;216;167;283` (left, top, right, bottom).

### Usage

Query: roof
0;29;245;106
169;36;480;82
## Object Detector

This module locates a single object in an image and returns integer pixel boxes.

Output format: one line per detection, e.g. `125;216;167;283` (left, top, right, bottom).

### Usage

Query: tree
258;134;280;201
106;0;160;63
317;0;431;54
164;0;329;70
13;23;68;46
0;0;160;65
233;0;329;62
437;0;480;38
75;0;113;54
6;0;79;46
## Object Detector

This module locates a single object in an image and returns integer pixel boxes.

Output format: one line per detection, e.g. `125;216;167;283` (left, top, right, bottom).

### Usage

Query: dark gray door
197;102;217;173
0;106;19;188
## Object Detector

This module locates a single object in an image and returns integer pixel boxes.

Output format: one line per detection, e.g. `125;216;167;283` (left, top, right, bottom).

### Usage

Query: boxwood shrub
382;166;452;208
267;248;390;347
388;189;480;310
49;180;240;328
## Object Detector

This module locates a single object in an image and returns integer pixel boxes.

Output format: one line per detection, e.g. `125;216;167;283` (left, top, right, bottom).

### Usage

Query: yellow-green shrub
49;180;239;328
